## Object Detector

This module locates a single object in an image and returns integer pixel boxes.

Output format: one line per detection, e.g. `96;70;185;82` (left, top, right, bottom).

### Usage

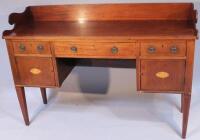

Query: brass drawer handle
111;46;118;54
70;46;78;53
148;46;156;53
37;45;44;52
170;46;178;54
19;44;26;52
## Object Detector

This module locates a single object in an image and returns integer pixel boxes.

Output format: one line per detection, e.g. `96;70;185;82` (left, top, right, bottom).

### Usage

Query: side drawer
15;57;56;86
140;59;185;91
140;40;186;57
13;41;51;55
53;42;138;58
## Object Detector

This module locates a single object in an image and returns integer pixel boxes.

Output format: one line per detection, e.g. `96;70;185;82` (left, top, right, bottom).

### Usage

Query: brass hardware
148;46;156;53
70;46;78;53
156;71;169;79
30;68;42;75
170;46;178;53
19;44;26;52
37;45;44;52
111;46;118;54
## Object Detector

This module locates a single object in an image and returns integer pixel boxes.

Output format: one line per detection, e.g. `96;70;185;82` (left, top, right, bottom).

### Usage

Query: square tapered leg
182;94;191;139
15;86;30;125
40;88;47;104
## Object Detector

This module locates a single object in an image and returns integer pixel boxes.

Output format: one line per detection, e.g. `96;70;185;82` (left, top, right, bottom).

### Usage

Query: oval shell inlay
30;68;42;75
155;72;169;79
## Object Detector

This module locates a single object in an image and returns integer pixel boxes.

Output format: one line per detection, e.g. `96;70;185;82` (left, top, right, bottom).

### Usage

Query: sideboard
2;3;198;138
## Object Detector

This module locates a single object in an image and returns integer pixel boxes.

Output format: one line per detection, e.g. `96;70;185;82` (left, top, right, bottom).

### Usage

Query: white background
0;0;200;140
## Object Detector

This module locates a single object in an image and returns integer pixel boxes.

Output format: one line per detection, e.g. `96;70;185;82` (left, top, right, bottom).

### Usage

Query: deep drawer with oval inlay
15;57;56;86
53;42;139;58
140;40;187;57
13;41;51;56
140;59;185;91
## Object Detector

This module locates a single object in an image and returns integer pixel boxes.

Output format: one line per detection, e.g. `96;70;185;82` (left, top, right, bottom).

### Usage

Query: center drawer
53;42;138;58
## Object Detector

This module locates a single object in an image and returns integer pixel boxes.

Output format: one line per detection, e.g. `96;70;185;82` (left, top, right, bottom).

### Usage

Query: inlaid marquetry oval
30;68;42;75
155;71;169;79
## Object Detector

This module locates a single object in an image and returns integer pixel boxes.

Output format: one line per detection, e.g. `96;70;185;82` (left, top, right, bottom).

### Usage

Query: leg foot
15;86;30;125
40;88;47;104
182;94;191;139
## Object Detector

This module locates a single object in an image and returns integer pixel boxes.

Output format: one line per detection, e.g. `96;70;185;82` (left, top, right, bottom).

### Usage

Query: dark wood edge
3;36;197;40
192;10;198;23
2;7;33;39
140;91;183;94
15;85;58;88
8;7;30;25
184;40;195;95
136;42;141;90
190;3;198;39
28;3;194;8
192;9;198;39
5;40;20;84
50;42;60;87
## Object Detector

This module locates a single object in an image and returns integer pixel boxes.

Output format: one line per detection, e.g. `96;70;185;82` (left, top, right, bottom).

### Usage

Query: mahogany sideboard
2;3;198;138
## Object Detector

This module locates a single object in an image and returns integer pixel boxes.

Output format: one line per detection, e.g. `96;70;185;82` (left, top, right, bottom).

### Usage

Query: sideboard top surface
2;3;198;39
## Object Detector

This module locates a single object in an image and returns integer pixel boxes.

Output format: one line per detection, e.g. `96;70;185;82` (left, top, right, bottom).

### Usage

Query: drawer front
16;57;56;86
53;42;138;58
13;41;51;55
140;60;185;91
141;41;186;57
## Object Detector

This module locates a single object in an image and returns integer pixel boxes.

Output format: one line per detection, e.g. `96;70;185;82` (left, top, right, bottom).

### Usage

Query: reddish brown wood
3;3;197;40
140;40;187;57
5;40;20;84
180;40;195;138
54;41;138;59
15;86;29;125
182;94;191;138
184;40;195;94
136;42;141;91
15;57;56;86
3;21;197;40
8;7;33;25
192;10;198;38
2;3;198;138
13;41;51;56
30;4;194;21
181;94;184;113
40;88;47;104
140;59;185;91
